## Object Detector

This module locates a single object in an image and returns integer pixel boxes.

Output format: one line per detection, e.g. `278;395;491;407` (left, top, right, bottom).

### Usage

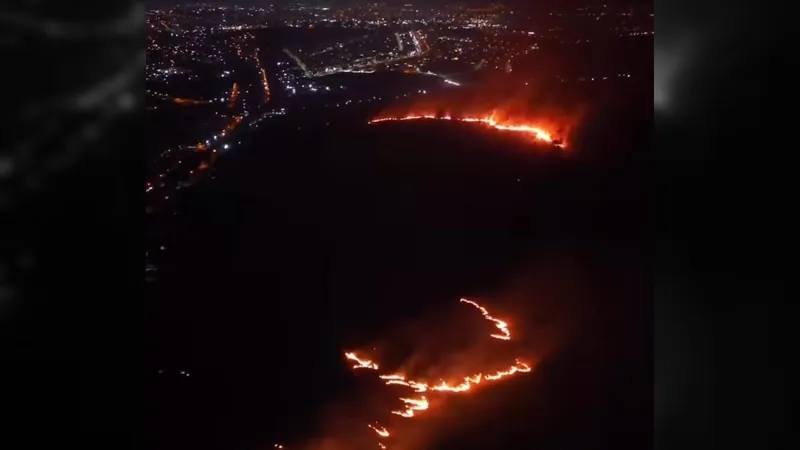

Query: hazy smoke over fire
278;299;535;450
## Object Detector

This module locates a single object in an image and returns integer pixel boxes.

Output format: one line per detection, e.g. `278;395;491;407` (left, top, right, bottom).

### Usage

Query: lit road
147;36;277;214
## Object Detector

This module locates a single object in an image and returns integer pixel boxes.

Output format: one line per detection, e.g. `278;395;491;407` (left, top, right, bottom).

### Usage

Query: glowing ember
368;114;561;147
368;424;390;438
344;352;379;370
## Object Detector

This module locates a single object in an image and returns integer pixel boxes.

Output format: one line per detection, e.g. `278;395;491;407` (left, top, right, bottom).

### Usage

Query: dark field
146;99;651;450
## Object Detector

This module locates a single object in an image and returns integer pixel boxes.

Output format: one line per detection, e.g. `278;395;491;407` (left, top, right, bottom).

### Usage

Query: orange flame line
459;298;511;340
368;114;560;146
391;396;429;417
344;352;379;370
341;299;532;449
484;359;532;380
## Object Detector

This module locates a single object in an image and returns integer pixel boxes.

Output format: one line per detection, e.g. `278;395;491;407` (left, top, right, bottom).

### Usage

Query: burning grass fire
274;299;533;449
345;352;380;370
368;113;565;148
338;298;532;450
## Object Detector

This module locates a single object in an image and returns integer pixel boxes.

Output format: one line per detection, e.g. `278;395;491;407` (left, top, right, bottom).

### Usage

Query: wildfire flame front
339;298;533;449
368;114;562;147
344;352;379;370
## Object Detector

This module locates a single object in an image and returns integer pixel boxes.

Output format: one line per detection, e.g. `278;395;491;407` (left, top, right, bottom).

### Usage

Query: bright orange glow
219;115;243;139
368;424;390;437
340;299;533;449
260;68;271;102
391;396;430;418
254;48;271;104
380;374;430;393
172;97;209;105
484;359;532;380
344;352;379;370
369;114;563;147
460;298;512;340
228;82;239;109
379;374;405;381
